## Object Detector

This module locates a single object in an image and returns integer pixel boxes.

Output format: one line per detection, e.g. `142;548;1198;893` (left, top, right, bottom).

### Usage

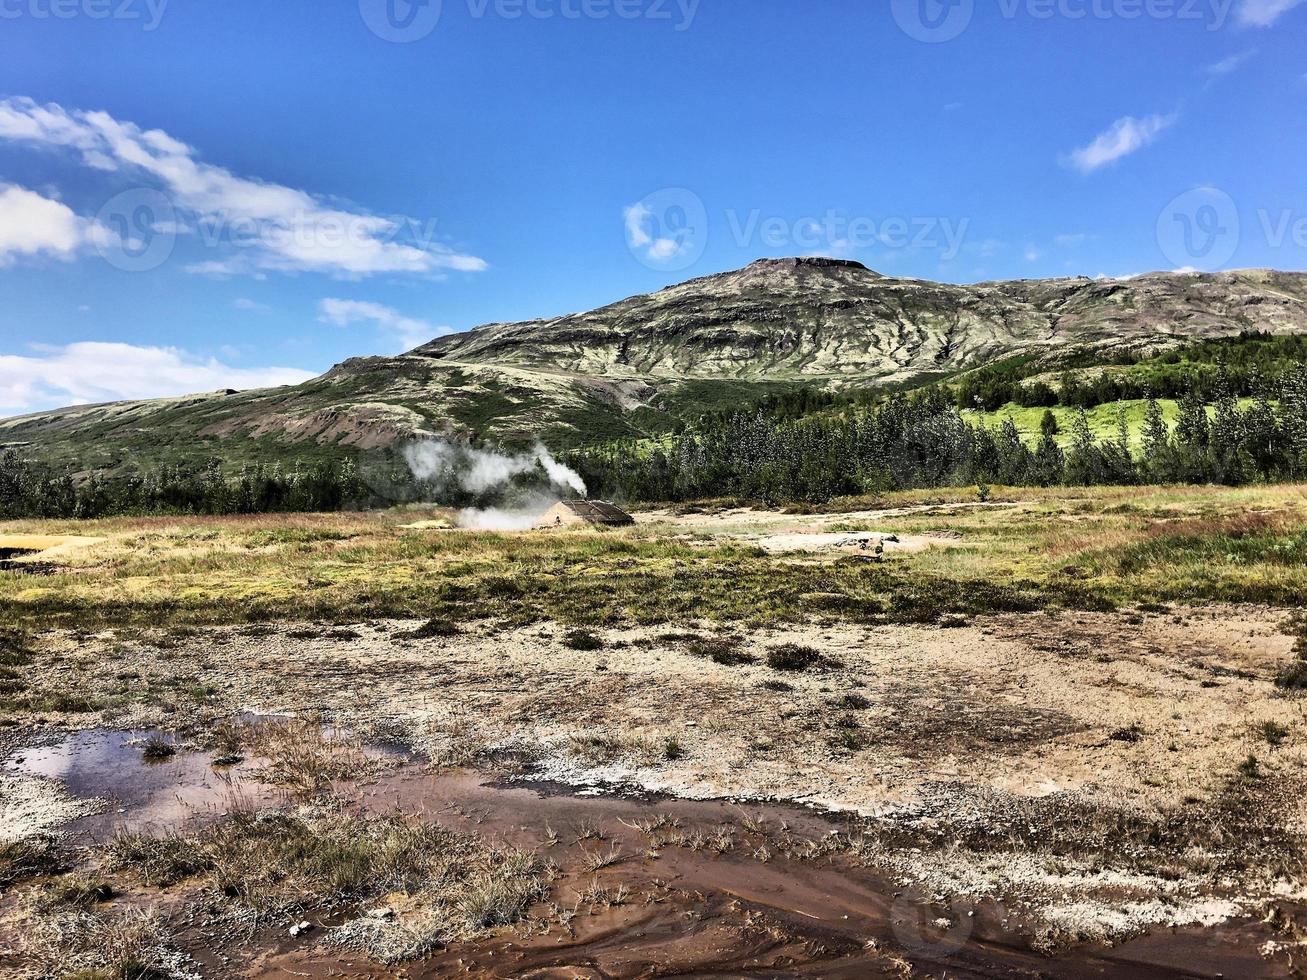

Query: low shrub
686;636;754;666
766;644;826;672
562;629;604;651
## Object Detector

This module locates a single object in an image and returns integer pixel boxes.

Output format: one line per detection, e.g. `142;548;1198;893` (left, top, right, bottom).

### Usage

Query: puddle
2;719;406;841
2;726;1294;979
3;728;282;841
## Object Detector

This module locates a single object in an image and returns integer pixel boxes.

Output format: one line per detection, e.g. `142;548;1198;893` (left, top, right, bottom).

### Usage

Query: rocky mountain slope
422;258;1307;379
5;258;1307;472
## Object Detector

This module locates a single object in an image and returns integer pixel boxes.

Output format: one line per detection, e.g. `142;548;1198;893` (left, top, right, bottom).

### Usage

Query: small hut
534;500;635;530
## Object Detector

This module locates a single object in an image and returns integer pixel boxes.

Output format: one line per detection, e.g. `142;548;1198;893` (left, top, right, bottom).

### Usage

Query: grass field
5;484;1307;975
2;484;1306;635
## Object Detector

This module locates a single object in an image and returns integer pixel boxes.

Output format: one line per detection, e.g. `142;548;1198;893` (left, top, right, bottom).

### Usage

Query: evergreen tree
1140;394;1171;483
1173;387;1211;483
1063;409;1103;486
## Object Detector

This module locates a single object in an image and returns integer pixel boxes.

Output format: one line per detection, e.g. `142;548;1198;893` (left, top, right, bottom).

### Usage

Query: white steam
455;506;547;532
403;441;586;497
402;439;587;531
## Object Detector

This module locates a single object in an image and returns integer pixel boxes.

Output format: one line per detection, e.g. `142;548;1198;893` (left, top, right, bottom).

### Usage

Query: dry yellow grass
0;485;1305;633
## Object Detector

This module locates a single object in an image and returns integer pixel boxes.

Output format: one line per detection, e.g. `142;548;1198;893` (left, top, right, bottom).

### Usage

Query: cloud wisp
1065;114;1176;174
318;298;447;352
0;342;315;416
1203;49;1258;76
1237;0;1304;25
0;97;487;279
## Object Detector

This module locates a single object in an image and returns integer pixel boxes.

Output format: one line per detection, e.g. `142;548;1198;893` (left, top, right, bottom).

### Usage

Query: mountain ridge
5;260;1307;473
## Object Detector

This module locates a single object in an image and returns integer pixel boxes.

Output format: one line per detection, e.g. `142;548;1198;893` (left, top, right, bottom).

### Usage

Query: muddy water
4;729;1292;979
4;728;282;840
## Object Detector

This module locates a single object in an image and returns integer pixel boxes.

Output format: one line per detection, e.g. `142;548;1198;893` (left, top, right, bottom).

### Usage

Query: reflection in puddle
3;728;282;841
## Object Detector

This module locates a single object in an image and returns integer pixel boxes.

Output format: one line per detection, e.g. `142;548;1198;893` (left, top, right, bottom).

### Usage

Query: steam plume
401;439;587;530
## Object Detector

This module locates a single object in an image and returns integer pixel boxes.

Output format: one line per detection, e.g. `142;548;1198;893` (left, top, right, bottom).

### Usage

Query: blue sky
0;0;1303;414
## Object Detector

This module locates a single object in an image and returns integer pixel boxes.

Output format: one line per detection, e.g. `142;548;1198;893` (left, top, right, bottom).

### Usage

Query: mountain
6;258;1307;473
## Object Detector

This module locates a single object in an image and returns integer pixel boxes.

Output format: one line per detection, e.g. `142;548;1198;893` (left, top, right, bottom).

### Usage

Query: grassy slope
961;399;1259;451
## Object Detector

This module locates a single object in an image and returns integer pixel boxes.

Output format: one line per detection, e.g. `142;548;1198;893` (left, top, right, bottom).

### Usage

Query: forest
572;365;1307;505
4;359;1307;518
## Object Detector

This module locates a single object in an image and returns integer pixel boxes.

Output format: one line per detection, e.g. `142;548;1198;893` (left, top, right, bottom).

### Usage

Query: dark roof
560;499;635;525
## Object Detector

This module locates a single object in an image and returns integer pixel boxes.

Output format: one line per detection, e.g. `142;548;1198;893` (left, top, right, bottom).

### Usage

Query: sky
0;0;1303;415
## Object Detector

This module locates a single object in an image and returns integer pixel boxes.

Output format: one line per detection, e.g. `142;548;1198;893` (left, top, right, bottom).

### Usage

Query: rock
289;921;313;937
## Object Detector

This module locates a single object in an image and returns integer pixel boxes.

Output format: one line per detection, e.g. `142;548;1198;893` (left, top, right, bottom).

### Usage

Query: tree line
953;332;1307;412
0;454;371;520
5;360;1307;519
571;365;1307;505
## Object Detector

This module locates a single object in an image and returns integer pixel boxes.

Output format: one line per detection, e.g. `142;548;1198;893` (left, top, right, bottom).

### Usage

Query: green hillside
961;399;1260;452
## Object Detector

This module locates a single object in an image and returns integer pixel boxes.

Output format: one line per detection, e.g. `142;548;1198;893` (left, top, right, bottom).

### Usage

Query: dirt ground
4;500;1307;976
6;606;1305;941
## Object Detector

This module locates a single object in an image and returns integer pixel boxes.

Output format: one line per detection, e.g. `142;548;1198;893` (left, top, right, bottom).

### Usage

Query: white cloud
1054;233;1089;248
623;202;685;263
1066;114;1175;174
0;184;99;265
0;97;487;279
0;342;315;415
233;298;270;313
1203;49;1257;76
1237;0;1304;25
318;298;448;352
